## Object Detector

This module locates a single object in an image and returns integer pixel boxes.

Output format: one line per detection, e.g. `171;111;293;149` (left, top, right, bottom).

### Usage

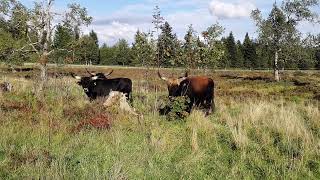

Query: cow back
179;76;214;97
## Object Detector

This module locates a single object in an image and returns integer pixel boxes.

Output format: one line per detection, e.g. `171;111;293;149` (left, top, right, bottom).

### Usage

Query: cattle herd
0;69;215;116
72;69;215;116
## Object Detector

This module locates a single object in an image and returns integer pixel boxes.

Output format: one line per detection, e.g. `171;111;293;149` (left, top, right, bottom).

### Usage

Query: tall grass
0;73;320;179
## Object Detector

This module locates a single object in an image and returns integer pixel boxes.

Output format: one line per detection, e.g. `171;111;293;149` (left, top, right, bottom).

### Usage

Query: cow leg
187;98;195;113
203;96;215;116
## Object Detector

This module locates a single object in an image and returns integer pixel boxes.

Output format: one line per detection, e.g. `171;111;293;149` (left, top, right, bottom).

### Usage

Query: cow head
158;71;188;96
72;74;94;94
86;69;114;79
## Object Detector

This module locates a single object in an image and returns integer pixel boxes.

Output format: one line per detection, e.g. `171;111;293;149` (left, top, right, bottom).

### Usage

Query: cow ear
178;77;187;84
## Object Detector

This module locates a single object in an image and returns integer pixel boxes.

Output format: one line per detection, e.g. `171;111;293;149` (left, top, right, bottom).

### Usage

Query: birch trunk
38;0;52;91
274;50;280;82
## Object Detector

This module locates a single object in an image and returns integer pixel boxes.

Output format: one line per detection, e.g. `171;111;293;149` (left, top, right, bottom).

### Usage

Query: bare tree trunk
38;52;48;91
274;50;280;82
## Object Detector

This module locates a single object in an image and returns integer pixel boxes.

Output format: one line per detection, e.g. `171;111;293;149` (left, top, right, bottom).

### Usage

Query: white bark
274;50;280;82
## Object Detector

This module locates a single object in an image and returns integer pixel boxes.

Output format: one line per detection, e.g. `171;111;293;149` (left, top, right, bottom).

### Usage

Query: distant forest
1;1;320;71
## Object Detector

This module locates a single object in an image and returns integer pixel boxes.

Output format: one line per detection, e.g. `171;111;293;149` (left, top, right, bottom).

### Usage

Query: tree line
52;4;320;71
0;0;320;82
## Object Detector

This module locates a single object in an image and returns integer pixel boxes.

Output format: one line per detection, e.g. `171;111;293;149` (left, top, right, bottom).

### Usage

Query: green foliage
100;44;116;65
182;24;198;68
73;35;100;65
114;39;132;66
158;21;180;67
242;33;258;69
224;32;237;68
235;40;245;68
1;69;320;179
131;30;154;66
251;1;319;73
316;50;320;69
201;23;225;68
53;24;74;49
160;96;190;121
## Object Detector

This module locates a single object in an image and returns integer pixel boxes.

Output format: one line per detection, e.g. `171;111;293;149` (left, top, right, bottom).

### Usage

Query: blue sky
21;0;320;45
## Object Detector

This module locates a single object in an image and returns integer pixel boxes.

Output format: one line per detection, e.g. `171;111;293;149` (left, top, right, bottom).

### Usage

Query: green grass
0;70;320;179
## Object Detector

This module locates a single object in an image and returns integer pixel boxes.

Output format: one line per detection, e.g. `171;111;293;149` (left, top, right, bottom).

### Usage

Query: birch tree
1;0;92;89
251;1;319;81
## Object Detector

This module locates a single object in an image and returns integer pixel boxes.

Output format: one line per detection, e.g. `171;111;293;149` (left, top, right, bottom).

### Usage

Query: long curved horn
184;71;188;78
104;70;114;77
85;68;96;76
71;73;82;80
158;71;168;81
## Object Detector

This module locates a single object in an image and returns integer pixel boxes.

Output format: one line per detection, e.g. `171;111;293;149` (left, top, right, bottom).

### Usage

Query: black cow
73;73;132;102
158;71;215;115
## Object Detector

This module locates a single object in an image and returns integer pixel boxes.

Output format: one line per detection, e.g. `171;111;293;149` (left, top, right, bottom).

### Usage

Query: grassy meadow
1;66;320;179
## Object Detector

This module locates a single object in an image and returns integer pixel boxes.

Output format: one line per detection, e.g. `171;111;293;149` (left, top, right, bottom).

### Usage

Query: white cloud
209;0;256;19
84;22;139;45
166;8;217;37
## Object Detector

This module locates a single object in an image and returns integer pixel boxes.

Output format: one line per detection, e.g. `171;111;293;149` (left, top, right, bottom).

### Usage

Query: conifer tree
225;32;237;68
132;30;154;66
242;33;257;69
158;21;179;67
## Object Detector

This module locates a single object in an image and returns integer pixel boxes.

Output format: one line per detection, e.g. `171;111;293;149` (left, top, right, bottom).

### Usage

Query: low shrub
159;96;190;121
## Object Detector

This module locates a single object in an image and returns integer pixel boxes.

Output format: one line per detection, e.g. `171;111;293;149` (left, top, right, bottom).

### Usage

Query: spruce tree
183;24;197;68
225;32;237;68
89;30;100;64
114;39;131;66
53;24;74;49
316;50;320;70
242;33;257;69
158;21;178;67
236;40;244;68
132;30;154;66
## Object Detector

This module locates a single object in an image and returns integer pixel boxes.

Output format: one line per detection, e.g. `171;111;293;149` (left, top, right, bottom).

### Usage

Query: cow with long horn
72;72;132;102
158;71;215;115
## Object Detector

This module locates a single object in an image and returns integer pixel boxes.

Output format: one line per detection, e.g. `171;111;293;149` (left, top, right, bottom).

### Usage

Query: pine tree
53;24;74;49
74;35;99;65
114;39;131;66
235;40;244;68
158;21;178;67
242;33;257;69
183;24;197;68
195;37;206;68
316;50;320;70
100;44;116;65
225;32;237;68
89;30;100;64
132;30;154;66
8;3;28;39
52;24;74;64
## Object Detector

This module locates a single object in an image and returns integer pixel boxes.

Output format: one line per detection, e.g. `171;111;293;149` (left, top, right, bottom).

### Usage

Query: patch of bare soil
72;113;112;132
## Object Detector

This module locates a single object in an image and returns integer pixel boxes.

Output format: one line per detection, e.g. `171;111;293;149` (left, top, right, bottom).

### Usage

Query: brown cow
158;71;215;115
